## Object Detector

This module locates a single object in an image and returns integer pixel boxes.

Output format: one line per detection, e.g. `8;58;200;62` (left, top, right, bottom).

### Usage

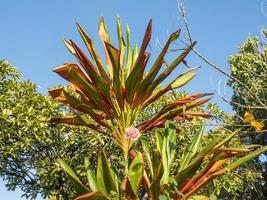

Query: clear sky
0;0;266;199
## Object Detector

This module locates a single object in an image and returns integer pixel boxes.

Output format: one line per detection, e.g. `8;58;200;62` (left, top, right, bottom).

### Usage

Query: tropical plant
59;122;267;200
48;17;267;199
48;16;212;156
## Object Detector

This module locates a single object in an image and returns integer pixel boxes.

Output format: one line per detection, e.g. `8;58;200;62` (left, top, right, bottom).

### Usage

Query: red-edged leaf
135;29;181;104
69;41;112;105
125;19;152;104
105;42;124;109
49;88;110;127
76;23;110;83
185;111;214;119
180;159;227;194
140;66;200;108
49;87;94;114
126;52;151;105
175;137;223;188
50;115;105;133
139;94;212;131
98;17;113;76
53;63;100;106
151;41;197;88
141;41;196;104
75;191;108;200
69;40;111;94
183;146;267;198
139;99;212;133
69;40;100;80
53;64;114;116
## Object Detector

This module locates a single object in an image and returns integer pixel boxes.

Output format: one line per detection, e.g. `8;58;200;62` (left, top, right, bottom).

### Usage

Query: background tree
228;37;266;136
227;37;267;199
0;60;105;199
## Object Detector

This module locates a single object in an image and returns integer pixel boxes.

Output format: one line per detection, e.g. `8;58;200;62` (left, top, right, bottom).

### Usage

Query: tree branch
177;0;267;110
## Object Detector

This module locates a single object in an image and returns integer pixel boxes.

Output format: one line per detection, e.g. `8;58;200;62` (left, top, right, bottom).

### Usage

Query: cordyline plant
57;123;267;200
48;16;211;154
48;17;267;199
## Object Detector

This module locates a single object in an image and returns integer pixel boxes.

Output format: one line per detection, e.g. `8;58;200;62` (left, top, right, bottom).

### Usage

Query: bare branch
177;1;267;110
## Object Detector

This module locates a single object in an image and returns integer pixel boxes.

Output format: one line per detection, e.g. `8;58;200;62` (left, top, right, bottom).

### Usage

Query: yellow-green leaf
171;73;197;89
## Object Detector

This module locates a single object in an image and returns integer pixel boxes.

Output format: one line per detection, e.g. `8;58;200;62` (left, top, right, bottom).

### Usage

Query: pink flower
125;126;140;141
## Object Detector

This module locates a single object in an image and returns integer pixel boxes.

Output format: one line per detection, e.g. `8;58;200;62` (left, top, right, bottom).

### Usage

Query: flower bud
125;126;140;140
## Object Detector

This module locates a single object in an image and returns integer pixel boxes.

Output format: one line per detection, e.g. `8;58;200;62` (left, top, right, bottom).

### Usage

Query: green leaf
175;137;222;186
158;121;177;185
179;122;205;172
125;24;132;78
222;146;267;171
210;194;217;200
212;129;241;152
117;16;126;85
131;45;139;70
57;159;90;195
128;152;143;195
84;157;97;192
150;150;164;200
171;73;197;89
142;140;153;177
96;150;117;197
141;67;200;108
231;66;237;72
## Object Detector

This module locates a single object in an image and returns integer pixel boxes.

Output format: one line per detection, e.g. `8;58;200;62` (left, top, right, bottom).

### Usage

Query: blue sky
0;0;266;199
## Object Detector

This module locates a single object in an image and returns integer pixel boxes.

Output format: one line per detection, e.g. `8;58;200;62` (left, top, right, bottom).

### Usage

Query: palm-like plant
58;122;267;200
49;17;212;154
49;17;267;200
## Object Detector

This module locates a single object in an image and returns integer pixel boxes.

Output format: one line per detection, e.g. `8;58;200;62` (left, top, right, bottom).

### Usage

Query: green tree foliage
228;37;267;198
228;37;267;129
0;60;64;198
0;60;103;199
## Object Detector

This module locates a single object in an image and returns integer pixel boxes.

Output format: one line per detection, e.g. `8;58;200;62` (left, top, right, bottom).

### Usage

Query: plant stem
124;152;129;175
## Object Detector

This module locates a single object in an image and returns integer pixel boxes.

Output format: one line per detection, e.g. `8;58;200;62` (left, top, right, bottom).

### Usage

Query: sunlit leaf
96;150;117;197
58;159;90;195
243;112;254;123
128;152;143;195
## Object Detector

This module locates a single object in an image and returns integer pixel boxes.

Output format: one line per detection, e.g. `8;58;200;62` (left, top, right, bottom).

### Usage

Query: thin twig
178;2;267;110
221;96;266;110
